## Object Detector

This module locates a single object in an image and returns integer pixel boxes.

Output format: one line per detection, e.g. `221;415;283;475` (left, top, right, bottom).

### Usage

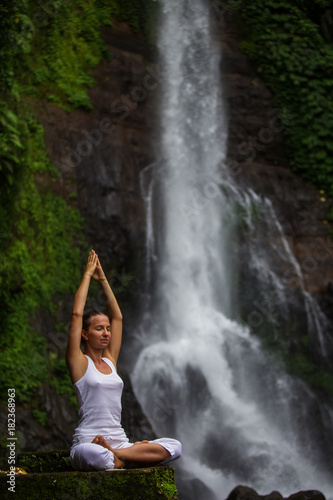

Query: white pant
70;437;182;471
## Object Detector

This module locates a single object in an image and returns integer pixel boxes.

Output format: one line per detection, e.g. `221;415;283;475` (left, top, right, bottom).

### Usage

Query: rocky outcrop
36;22;159;280
225;485;325;500
35;17;333;316
216;14;333;299
3;21;162;458
213;11;333;360
0;450;178;500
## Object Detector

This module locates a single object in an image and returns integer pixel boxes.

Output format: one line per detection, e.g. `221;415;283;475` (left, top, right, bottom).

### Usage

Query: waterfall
130;0;333;498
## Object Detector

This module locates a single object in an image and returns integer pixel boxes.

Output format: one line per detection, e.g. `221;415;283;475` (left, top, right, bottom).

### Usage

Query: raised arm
65;250;98;382
91;258;123;366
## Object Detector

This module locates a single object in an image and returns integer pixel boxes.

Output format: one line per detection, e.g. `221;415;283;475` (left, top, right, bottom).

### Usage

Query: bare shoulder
66;350;88;384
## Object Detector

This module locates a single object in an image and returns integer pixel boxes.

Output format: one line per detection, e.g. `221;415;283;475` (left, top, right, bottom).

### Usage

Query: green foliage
51;358;78;407
0;3;87;405
0;436;10;469
0;104;24;179
4;0;157;110
0;0;155;411
111;0;159;45
0;111;84;404
228;0;333;195
234;198;263;228
2;461;178;499
229;0;333;395
0;1;23;89
31;409;48;427
286;353;333;396
17;450;72;473
9;0;112;109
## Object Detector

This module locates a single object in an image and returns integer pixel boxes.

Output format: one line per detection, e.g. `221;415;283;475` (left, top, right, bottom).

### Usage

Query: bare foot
92;435;125;468
92;435;111;449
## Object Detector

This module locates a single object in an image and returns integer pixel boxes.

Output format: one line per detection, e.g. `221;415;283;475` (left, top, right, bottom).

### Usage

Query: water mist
131;1;333;498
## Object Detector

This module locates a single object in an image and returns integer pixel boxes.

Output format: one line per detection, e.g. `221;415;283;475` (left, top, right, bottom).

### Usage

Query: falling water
131;0;333;498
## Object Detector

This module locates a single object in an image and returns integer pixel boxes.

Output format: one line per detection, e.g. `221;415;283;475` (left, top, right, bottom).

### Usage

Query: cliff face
36;23;159;280
215;14;333;362
38;18;333;300
0;22;160;459
217;17;333;298
1;450;179;500
35;16;333;295
8;12;333;454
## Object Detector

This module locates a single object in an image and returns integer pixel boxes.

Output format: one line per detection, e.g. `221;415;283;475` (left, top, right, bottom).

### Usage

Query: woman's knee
70;443;114;471
169;438;182;460
150;437;182;461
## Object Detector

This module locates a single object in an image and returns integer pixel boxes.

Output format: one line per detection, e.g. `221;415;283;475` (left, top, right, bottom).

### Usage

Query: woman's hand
84;250;98;278
91;256;107;282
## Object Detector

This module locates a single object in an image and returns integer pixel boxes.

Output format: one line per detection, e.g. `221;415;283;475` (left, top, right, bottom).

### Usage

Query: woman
66;250;182;471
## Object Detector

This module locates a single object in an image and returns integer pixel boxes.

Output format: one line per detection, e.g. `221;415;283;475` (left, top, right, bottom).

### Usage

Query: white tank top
72;355;129;444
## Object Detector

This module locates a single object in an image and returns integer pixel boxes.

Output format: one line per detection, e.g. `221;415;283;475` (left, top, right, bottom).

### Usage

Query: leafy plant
0;0;155;408
228;0;333;194
0;112;84;403
226;0;333;396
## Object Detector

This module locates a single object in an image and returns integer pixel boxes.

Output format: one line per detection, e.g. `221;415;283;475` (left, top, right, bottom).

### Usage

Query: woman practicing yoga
66;250;182;471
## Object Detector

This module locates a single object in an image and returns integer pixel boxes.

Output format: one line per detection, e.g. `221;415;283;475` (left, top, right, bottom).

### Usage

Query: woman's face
82;314;111;348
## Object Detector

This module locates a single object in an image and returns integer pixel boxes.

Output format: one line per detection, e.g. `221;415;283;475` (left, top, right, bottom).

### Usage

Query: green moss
17;450;72;473
0;110;84;404
239;286;333;397
31;409;48;427
15;0;113;110
50;358;78;408
285;353;333;396
5;0;157;111
233;198;264;229
16;452;179;499
226;0;333;398
68;191;78;200
0;467;179;500
0;0;156;411
227;0;333;195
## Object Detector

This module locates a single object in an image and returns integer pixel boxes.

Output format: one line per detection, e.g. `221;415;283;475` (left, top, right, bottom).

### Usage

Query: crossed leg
92;435;171;468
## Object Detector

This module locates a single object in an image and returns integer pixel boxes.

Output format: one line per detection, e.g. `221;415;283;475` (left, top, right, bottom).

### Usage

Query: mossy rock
0;466;179;500
17;450;72;473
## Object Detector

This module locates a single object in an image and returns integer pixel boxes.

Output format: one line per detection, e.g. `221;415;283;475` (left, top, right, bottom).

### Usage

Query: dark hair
82;309;108;331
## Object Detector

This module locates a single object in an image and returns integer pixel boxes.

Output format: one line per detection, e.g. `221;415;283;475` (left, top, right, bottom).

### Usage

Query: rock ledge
226;485;326;500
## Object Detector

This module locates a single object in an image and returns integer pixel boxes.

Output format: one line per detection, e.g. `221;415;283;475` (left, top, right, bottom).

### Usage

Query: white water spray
131;0;333;498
